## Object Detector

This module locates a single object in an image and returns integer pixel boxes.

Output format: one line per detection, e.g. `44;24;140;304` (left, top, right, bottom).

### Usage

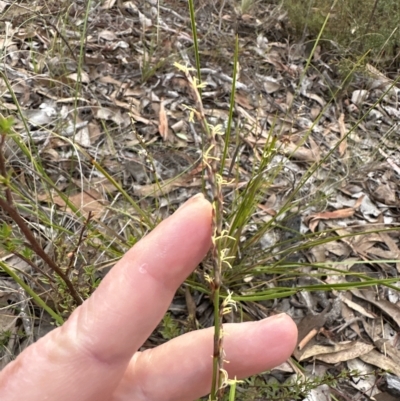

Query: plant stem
221;34;239;174
187;0;202;88
208;107;224;401
0;196;83;306
0;260;64;325
0;133;83;306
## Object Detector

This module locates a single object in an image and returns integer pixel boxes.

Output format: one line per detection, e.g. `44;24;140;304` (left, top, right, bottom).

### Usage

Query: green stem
187;0;202;88
221;34;239;174
211;285;221;399
0;260;64;325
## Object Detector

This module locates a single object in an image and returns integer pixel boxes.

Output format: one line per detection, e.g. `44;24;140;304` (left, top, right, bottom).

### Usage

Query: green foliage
240;0;256;15
0;115;14;135
233;369;368;400
0;330;12;351
282;0;400;66
160;312;180;340
0;222;12;241
0;223;23;253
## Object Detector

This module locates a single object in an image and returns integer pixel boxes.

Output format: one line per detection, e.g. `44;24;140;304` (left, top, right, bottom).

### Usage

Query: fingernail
267;313;288;321
177;193;205;212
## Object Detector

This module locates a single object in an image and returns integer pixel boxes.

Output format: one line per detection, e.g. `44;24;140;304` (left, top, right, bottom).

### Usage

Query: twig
11;250;55;283
0;132;83;306
66;211;93;276
38;15;78;63
0;197;83;306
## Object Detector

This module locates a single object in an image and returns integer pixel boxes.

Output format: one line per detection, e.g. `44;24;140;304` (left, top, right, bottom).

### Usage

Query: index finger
76;193;212;361
0;194;212;401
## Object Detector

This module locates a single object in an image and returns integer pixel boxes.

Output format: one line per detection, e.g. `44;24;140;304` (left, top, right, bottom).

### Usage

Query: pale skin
0;194;298;401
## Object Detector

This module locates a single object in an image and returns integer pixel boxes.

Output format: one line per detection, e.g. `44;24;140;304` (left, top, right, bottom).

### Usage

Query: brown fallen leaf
360;349;400;377
158;99;169;141
375;339;400;366
375;183;397;205
235;92;253;110
39;190;107;218
305;195;364;231
340;299;362;337
67;191;107;217
352;288;400;328
294;310;328;360
278;140;318;162
308;136;320;161
309;208;356;222
134;176;202;198
299;341;365;362
316;342;374;364
101;0;116;9
340;293;377;319
379;232;400;273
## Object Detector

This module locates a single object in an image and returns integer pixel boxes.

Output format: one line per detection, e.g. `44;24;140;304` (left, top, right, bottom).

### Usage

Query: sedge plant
0;1;400;400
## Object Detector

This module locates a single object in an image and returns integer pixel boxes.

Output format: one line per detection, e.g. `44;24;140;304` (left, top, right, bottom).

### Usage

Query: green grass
282;0;400;70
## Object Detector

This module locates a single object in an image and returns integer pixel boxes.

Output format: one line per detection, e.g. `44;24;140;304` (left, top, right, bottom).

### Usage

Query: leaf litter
0;0;400;399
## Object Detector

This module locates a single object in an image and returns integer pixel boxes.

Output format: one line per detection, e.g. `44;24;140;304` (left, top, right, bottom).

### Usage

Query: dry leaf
263;78;281;94
67;72;90;84
40;190;107;218
306;195;364;231
316;342;374;364
340;293;376;319
352;90;369;105
235;92;253;109
294;310;328;360
379;230;400;273
158;99;169;141
95;107;130;127
308;136;320;161
308;208;355;221
352;289;400;327
375;339;400;366
278;141;318;162
23;104;57;126
299;341;354;361
340;301;362;337
98;30;117;41
360;350;400;377
134;176;193;198
0;1;8;13
101;0;116;9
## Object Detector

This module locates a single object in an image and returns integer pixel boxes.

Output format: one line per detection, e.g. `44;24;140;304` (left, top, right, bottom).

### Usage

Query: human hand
0;194;297;401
